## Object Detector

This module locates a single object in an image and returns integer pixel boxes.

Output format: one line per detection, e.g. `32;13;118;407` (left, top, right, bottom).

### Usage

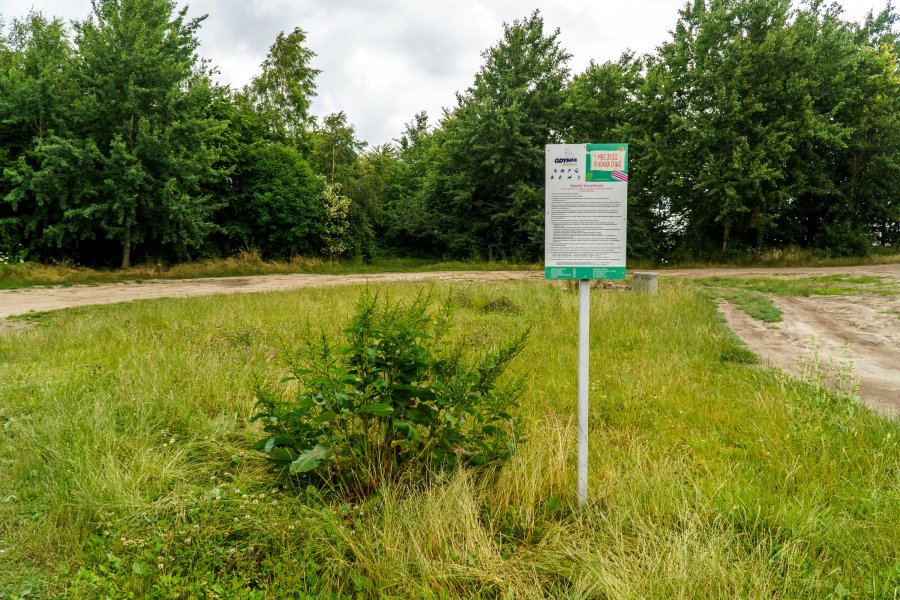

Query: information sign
544;143;628;280
544;143;629;508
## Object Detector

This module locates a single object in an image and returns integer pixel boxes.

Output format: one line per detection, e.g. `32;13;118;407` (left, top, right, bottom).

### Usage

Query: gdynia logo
554;149;579;164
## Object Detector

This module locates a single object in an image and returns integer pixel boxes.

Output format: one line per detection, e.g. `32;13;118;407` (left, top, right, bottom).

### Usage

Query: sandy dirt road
2;264;897;414
0;270;546;320
670;264;898;415
719;295;899;415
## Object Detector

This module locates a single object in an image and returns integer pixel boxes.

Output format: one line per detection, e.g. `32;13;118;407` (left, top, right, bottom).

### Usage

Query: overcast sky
1;0;888;146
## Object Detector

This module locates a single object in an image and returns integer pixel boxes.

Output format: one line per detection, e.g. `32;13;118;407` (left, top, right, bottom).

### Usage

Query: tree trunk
722;222;731;252
121;227;132;269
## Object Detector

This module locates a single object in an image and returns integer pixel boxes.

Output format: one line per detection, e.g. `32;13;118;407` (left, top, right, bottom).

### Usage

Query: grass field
0;280;897;598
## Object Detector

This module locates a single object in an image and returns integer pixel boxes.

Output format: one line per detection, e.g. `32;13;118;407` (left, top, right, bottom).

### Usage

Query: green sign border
584;143;629;183
545;267;626;280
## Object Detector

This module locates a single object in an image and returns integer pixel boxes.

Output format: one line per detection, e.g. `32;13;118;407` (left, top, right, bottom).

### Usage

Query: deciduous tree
423;10;570;258
71;0;226;266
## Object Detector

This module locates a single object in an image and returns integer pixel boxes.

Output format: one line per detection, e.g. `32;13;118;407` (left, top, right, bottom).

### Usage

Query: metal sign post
577;279;590;507
544;143;628;509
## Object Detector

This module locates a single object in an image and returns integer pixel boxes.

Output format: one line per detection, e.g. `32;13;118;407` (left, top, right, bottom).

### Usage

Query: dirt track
720;295;899;415
0;270;545;320
2;265;897;414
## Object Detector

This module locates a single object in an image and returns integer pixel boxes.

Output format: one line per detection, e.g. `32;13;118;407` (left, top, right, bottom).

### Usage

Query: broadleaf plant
251;290;528;492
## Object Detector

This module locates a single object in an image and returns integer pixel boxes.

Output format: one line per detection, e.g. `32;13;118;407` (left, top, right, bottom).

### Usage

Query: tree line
1;0;898;267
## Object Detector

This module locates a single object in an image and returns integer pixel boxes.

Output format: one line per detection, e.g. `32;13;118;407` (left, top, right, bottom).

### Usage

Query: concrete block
632;271;658;294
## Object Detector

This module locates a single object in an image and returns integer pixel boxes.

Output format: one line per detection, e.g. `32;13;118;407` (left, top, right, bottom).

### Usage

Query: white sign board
544;143;628;280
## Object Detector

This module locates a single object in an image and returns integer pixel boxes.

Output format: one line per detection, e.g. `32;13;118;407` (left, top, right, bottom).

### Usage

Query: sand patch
720;294;899;415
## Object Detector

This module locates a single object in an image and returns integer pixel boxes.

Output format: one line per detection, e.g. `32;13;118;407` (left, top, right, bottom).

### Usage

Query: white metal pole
578;279;590;508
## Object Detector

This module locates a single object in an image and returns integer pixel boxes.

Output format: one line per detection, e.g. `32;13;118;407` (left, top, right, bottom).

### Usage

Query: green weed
251;290;528;493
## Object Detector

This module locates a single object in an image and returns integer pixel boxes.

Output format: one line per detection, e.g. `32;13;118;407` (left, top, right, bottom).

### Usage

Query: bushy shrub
251;290;528;493
243;142;324;258
816;221;873;257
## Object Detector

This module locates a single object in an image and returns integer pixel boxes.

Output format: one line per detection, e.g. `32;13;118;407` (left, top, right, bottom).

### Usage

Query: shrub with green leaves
251;291;528;491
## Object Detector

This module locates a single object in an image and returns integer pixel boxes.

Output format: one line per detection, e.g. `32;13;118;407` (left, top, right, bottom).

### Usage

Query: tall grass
0;281;897;598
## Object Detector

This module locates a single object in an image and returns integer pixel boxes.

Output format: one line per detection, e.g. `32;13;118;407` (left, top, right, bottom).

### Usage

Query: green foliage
240;142;324;258
382;112;435;253
309;112;367;185
641;0;900;256
0;1;228;267
246;27;320;141
251;290;528;490
319;182;352;258
4;1;900;267
0;11;78;261
307;112;378;259
643;0;802;253
70;0;227;267
563;53;666;260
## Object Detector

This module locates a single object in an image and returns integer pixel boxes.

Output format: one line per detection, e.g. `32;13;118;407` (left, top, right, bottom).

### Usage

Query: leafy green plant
251;290;528;491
